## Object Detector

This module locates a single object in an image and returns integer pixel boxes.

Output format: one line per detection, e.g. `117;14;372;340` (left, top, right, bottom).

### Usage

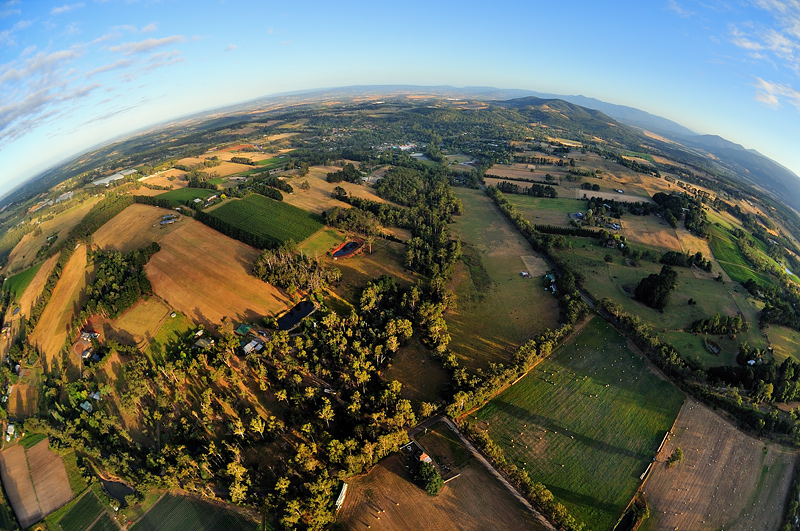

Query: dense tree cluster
253;242;341;294
634;265;678;310
325;163;362;184
83;243;160;318
690;313;748;335
495;180;558;198
660;250;712;271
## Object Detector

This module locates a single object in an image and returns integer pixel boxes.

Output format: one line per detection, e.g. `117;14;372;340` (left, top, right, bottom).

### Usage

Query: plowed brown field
641;398;797;531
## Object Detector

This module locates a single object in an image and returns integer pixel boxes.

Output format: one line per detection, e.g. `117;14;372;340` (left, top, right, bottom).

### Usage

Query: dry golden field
92;203;184;253
641;399;797;531
5;197;100;273
282;165;389;215
29;246;91;370
106;296;173;349
144;221;292;325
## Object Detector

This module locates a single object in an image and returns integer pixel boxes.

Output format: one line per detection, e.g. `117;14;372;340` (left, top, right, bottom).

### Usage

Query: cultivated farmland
144;221;292;325
708;224;772;285
92;204;183;253
156;188;217;207
640;399;797;531
207;193;322;247
58;491;105;531
505;195;581;228
106;296;173;350
0;439;73;528
282;164;390;214
472;317;684;530
338;453;546;531
5;262;43;300
131;494;258;531
29;246;91;370
447;188;559;370
14;254;58;317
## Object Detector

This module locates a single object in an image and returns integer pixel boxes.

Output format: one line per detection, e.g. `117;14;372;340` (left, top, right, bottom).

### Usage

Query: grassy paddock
5;263;43;300
156;188;216;207
473;317;684;531
447;188;559;370
505;195;582;227
131;494;258;531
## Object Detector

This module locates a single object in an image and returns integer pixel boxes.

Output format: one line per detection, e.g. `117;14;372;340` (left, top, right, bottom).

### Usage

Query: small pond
277;300;315;331
333;241;361;258
102;479;134;505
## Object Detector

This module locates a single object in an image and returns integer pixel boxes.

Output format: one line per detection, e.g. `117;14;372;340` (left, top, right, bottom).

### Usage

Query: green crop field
88;513;120;531
208;194;322;246
473;317;684;531
256;157;286;170
59;491;105;531
132;494;258;531
506;196;582;227
447;188;559;370
156;188;216;207
5;262;42;299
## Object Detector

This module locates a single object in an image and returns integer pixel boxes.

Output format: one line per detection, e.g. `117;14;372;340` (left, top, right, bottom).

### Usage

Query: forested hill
495;97;644;147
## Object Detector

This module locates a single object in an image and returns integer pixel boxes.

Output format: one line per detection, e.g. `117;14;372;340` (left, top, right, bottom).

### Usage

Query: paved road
409;416;556;531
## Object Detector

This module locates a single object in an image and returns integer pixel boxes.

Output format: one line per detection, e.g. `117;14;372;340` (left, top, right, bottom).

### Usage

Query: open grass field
297;227;345;257
5;197;101;273
417;421;471;475
447;188;559;370
5;262;43;300
131;494;258;531
144;220;292;326
473;317;685;531
29;246;91;371
15;254;58;317
767;325;800;363
208;194;322;246
156;188;217;207
554;244;741;332
485;163;566;182
621;215;683;251
640;398;797;531
708;224;773;285
138;169;187;188
505;195;581;227
338;453;546;531
282;165;389;215
326;238;416;304
572;187;651;203
106;296;173;350
92;204;184;253
382;338;450;407
203;161;254;177
58;490;104;531
0;439;73;528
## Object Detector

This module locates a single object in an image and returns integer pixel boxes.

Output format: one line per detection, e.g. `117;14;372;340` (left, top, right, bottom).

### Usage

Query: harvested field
15;254;58;317
201;161;252;177
0;445;40;527
92;204;184;253
640;399;797;531
139;169;187;188
26;439;73;517
0;439;73;528
620;215;682;251
282;165;388;214
29;246;91;371
338;454;546;531
106;297;172;349
7;367;41;417
447;188;558;370
485;163;566;181
145;221;292;325
572;188;651;203
5;198;100;273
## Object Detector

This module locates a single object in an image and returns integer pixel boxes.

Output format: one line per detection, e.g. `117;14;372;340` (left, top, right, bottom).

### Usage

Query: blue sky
2;0;800;198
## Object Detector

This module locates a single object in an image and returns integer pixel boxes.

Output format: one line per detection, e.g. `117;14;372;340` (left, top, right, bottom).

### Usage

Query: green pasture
297;227;344;256
767;325;800;364
208;194;323;246
505;196;583;227
473;317;684;531
447;188;559;370
131;494;258;531
156;188;216;207
59;491;105;531
5;262;43;300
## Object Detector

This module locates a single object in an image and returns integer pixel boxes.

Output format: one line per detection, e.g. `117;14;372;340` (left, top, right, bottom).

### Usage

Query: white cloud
141;23;157;34
225;43;236;52
110;35;186;55
667;0;693;18
50;2;85;15
754;77;800;109
86;58;134;77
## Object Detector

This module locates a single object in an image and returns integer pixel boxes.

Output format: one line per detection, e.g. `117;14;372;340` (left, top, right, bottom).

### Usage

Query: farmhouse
194;338;215;350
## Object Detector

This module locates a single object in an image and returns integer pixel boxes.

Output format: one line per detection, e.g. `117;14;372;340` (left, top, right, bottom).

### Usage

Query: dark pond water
333;241;361;257
102;479;134;505
277;300;315;330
